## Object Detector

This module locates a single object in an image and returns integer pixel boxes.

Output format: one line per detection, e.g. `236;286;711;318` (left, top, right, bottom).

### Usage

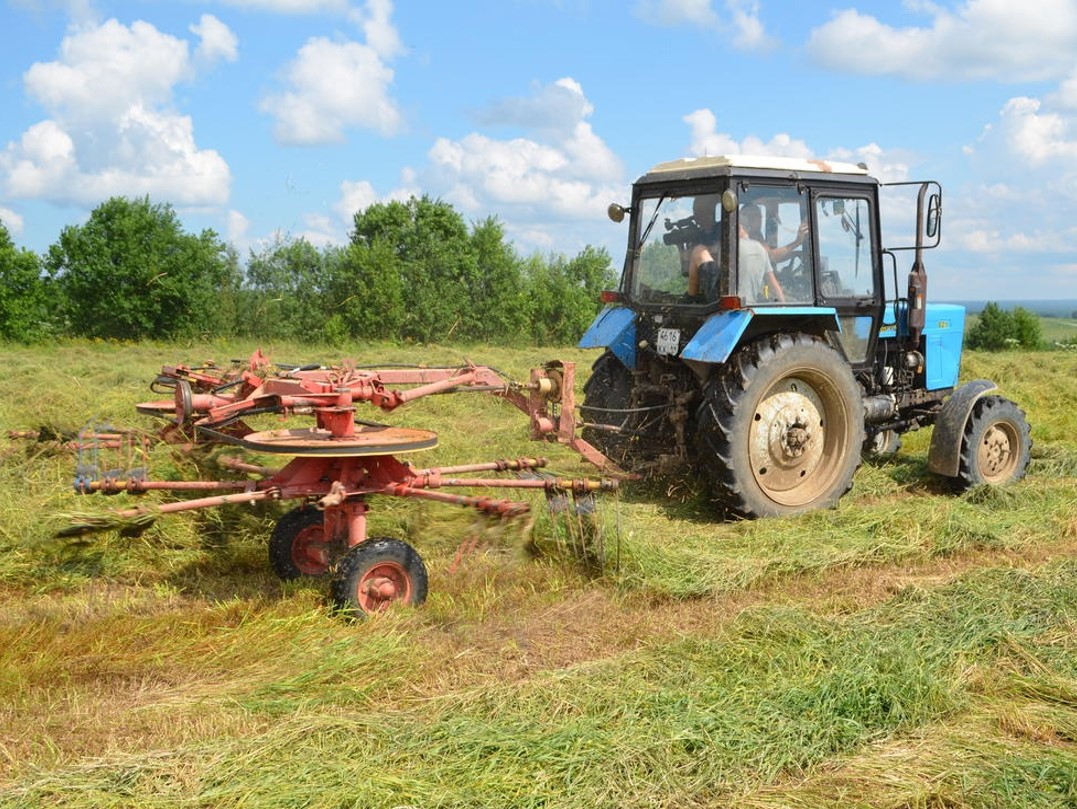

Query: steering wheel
775;249;811;300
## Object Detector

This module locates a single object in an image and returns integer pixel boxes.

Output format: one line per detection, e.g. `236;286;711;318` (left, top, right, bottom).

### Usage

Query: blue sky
2;0;1077;301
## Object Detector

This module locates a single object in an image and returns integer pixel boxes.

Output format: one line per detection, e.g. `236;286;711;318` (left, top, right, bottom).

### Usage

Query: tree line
0;195;617;346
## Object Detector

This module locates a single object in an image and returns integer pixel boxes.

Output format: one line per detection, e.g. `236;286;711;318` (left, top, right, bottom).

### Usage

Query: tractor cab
596;155;893;372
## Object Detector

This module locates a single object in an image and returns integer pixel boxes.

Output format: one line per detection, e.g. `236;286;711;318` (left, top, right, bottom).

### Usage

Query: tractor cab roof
637;155;874;186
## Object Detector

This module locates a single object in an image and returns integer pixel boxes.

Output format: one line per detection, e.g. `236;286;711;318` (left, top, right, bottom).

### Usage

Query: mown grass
4;562;1074;807
1;340;1075;807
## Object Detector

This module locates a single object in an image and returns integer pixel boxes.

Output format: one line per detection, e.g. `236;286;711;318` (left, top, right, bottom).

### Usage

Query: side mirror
925;193;941;240
608;203;627;223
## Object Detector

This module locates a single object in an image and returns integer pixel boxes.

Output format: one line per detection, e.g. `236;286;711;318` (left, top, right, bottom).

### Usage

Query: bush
967;303;1042;351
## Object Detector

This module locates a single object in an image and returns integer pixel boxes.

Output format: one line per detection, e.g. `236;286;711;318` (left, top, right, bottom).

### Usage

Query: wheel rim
748;371;850;507
291;524;333;576
978;421;1019;484
356;562;412;612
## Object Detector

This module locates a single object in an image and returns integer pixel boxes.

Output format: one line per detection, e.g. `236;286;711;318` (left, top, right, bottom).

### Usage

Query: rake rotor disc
237;425;438;456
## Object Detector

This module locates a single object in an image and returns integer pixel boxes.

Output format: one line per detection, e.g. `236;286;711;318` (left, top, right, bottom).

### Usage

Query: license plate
656;327;680;356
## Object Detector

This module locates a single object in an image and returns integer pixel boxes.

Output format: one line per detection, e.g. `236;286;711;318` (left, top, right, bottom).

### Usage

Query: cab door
812;192;881;367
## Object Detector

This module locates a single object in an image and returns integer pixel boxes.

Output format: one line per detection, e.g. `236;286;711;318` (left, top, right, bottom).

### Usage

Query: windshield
629;189;730;305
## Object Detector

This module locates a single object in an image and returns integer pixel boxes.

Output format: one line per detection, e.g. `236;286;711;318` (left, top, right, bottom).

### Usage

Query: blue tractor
578;155;1031;518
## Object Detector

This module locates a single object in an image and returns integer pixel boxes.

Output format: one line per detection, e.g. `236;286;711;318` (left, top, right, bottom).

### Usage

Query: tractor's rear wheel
580;351;634;465
331;538;428;618
697;333;865;518
955;395;1032;488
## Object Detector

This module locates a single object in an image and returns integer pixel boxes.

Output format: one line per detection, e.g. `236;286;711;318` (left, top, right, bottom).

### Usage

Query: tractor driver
688;197;788;304
737;204;787;304
740;203;807;266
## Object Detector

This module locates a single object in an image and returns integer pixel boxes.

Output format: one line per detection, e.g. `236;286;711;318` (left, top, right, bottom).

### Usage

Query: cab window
737;185;812;305
815;196;876;300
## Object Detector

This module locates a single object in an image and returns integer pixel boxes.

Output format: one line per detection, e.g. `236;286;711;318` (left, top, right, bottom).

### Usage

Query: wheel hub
978;423;1017;482
292;525;334;576
750;386;826;495
357;562;410;611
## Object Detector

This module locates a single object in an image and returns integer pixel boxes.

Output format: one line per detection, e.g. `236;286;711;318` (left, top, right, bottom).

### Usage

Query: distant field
963;311;1077;345
1;340;1075;808
1039;315;1077;343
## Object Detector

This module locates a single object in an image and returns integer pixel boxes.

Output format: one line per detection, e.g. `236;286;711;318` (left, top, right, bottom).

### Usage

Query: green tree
467;216;527;342
46;197;238;340
0;223;51;342
350;196;477;342
1011;306;1043;349
322;241;407;342
524;246;616;344
244;235;328;339
966;302;1043;351
966;302;1014;351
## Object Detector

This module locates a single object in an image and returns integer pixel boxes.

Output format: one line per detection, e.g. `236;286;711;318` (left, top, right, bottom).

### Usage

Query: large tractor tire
697;333;865;518
580;351;634;465
954;395;1032;489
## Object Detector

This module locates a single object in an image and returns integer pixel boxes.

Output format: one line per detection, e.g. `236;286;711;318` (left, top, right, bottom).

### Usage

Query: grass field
1;339;1075;808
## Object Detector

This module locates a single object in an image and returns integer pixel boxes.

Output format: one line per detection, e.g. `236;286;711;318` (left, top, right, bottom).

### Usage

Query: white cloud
807;0;1077;81
992;96;1077;165
351;0;405;59
684;108;814;158
261;34;403;144
226;209;249;245
426;79;623;222
334;179;379;225
296;213;340;248
957;88;1077;262
634;0;774;51
1;18;231;207
726;0;772;51
191;15;239;65
319;79;625;256
636;0;720;27
24;20;191;123
0;207;24;236
10;0;97;24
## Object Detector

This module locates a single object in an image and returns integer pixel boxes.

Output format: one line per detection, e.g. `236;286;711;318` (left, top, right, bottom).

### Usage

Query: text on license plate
656;327;680;356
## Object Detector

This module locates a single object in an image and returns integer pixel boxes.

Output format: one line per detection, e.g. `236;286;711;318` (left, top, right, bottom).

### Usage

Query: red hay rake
66;351;620;616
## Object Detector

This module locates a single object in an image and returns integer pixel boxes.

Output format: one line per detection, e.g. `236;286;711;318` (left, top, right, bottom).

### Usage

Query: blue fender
681;307;840;364
578;306;637;369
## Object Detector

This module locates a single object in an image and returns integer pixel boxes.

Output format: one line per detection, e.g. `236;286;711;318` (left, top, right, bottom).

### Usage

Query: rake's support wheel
331;538;428;617
268;506;344;580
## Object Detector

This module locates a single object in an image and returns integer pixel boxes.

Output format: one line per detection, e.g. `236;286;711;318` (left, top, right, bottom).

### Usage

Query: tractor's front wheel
697;333;865;518
955;395;1032;488
331;538;428;617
